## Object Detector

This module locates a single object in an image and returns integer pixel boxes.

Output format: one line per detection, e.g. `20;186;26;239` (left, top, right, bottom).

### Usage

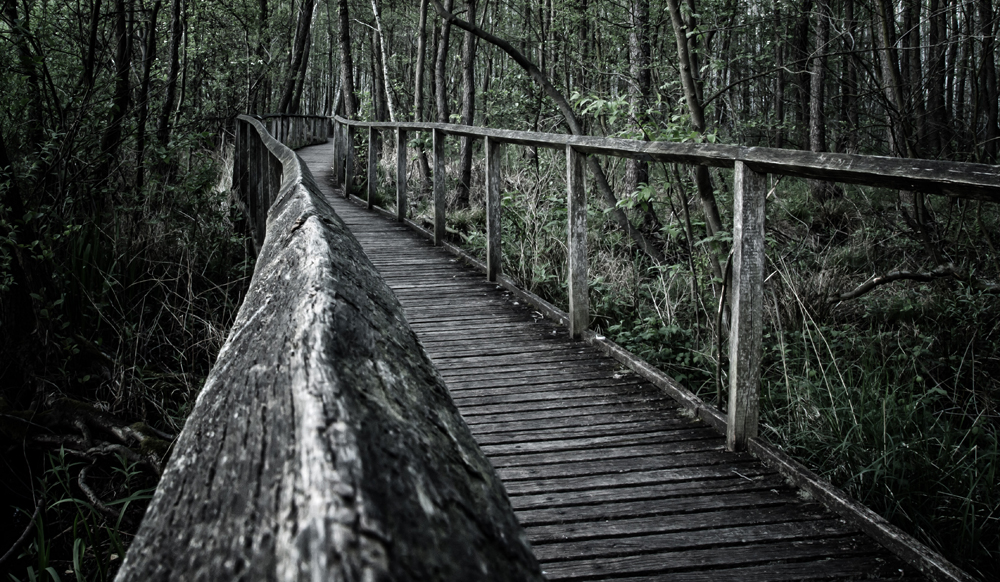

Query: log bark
116;118;543;582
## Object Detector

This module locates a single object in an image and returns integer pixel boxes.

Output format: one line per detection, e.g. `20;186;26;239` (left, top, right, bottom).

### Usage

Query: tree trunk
338;0;358;119
790;0;813;150
625;0;651;199
664;0;724;280
413;0;432;185
875;0;915;157
808;0;832;200
290;26;312;114
157;0;183;148
977;0;999;163
371;0;397;121
838;0;858;153
98;0;134;188
136;0;162;194
279;0;316;114
434;0;454;123
2;0;45;149
456;0;477;207
83;0;103;92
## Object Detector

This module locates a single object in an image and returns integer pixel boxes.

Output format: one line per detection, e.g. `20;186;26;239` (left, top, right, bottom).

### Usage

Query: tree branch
828;265;955;303
428;0;666;264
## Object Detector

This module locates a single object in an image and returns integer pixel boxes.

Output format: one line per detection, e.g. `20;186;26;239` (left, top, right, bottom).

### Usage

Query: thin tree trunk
157;0;183;148
99;0;134;187
371;0;396;121
413;0;432;185
338;0;358;118
430;0;666;264
625;0;651;198
664;0;724;281
435;0;454;123
790;0;813;150
927;0;948;156
2;0;44;149
456;0;477;207
136;0;162;194
290;26;313;114
809;0;832;200
83;0;103;91
278;0;315;113
977;0;999;163
839;0;858;153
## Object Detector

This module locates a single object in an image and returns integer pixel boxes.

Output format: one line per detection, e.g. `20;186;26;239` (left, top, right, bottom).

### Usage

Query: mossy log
116;119;542;581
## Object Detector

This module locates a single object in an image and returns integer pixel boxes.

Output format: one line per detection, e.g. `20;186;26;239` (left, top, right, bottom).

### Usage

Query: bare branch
828;265;955;303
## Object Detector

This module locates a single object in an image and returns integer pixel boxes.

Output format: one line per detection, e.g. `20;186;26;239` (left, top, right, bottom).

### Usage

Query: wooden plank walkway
298;142;925;581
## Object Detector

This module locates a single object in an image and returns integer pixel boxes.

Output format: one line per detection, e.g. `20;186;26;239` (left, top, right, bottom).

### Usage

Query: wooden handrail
331;114;1000;453
116;115;543;581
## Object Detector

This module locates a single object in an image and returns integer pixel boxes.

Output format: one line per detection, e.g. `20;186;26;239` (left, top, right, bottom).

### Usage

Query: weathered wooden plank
471;418;696;445
537;536;876;579
458;394;672;419
566;145;588;338
518;491;802;529
333;115;1000;202
501;462;774;496
603;555;914;582
533;519;854;562
727;160;766;451
486;432;719;466
478;425;701;455
495;448;741;482
508;473;790;510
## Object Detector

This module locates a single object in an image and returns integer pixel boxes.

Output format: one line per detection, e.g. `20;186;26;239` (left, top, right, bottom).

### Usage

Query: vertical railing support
566;145;588;339
485;136;502;282
433;128;446;246
727;160;767;452
367;127;377;210
396;128;407;221
332;119;341;188
344;125;354;199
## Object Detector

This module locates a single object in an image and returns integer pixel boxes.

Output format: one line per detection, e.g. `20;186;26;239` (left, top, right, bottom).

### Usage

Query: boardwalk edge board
342;189;973;582
116;118;543;581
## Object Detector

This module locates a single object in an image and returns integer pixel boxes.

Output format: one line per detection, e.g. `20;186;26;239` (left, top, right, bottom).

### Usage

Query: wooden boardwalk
299;142;924;581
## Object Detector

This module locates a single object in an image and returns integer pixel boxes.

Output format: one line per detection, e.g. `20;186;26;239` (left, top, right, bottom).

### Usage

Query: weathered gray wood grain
117;118;542;582
727;161;766;452
566;145;588;338
334;115;1000;201
433;128;446;245
396;128;407;221
485;136;501;282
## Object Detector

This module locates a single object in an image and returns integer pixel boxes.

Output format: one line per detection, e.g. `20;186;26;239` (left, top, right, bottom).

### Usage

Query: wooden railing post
396;128;407;221
433;127;446;245
368;126;377;209
344;125;354;199
727;160;767;452
486;136;502;282
332;119;341;187
566;145;588;338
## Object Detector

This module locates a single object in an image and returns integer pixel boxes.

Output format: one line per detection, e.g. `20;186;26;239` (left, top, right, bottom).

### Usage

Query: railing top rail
256;113;332;120
333;115;1000;203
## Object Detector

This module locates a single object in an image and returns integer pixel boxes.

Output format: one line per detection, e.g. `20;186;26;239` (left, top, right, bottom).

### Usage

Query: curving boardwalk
298;142;925;581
